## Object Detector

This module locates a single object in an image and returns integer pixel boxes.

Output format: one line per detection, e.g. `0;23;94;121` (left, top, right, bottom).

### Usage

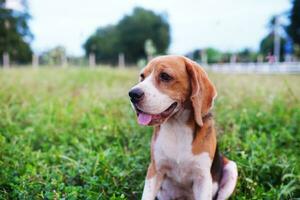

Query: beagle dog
129;55;238;200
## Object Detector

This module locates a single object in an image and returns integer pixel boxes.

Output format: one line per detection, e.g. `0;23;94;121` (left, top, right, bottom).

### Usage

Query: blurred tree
260;16;286;61
221;51;233;63
205;48;223;63
40;46;67;65
260;33;286;61
84;7;170;64
144;39;157;61
83;25;120;64
0;0;32;64
287;0;300;46
117;7;170;63
237;48;259;62
191;49;201;61
189;48;261;63
287;0;300;57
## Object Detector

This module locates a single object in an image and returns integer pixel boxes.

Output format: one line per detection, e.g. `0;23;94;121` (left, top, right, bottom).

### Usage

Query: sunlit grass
0;67;299;199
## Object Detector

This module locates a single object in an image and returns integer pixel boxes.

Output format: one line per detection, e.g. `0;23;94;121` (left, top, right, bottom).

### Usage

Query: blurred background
1;1;300;199
0;0;300;72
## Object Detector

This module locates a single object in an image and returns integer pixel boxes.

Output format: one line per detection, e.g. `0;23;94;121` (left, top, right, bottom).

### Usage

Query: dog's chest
155;122;193;162
154;121;211;184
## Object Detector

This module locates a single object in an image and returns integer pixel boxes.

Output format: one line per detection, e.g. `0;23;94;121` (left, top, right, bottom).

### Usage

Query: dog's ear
184;57;217;127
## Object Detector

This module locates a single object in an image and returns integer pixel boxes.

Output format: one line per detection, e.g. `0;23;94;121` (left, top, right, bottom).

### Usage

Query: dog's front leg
193;173;213;200
141;162;164;200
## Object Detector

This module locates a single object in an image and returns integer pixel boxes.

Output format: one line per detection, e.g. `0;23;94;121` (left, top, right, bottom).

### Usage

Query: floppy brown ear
184;57;217;127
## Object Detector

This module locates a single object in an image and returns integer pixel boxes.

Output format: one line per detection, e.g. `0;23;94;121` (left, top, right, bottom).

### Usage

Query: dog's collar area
181;100;213;123
202;112;213;122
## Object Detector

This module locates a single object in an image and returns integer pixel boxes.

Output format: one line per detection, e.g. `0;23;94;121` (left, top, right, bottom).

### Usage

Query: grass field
0;67;299;199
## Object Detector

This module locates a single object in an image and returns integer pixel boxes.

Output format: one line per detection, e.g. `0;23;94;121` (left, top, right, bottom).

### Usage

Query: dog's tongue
138;113;152;125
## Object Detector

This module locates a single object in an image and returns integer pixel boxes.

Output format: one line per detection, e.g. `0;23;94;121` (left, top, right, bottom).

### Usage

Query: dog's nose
129;88;144;103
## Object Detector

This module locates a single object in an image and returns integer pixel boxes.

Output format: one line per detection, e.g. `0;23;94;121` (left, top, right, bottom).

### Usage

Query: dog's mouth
135;102;178;126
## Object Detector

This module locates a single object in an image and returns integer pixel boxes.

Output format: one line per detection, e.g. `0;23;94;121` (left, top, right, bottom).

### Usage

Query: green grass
0;67;299;199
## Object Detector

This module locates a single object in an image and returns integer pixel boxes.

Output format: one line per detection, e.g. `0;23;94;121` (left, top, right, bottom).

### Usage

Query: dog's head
129;55;217;126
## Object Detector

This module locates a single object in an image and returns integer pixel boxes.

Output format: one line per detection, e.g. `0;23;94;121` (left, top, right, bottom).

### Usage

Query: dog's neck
160;101;193;130
161;100;212;130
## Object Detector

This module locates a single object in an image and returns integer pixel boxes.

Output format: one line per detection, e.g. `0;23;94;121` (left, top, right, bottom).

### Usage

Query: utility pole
273;16;281;63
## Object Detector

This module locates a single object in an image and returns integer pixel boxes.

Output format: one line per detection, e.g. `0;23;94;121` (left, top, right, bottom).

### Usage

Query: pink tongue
138;113;152;125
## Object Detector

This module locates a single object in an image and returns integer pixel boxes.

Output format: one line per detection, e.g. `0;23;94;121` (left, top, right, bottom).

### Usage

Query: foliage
83;25;119;65
83;7;170;64
287;0;300;46
116;8;169;63
205;48;223;64
259;15;286;61
144;39;157;59
190;49;201;62
40;46;67;66
0;67;299;199
189;48;259;64
260;33;286;61
237;48;259;63
0;0;32;64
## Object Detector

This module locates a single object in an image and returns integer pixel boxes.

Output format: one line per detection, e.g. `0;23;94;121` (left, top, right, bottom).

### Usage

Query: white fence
206;62;300;74
1;53;126;68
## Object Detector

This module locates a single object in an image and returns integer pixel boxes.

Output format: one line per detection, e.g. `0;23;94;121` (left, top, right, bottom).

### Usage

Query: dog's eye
140;73;145;81
159;72;173;82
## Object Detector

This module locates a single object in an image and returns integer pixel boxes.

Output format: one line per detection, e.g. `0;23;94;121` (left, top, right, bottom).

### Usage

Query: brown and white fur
128;55;238;200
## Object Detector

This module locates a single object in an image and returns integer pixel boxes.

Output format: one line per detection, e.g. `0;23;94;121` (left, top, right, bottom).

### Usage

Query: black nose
129;88;144;103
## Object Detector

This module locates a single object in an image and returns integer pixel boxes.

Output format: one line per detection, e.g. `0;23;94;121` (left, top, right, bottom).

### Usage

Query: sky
27;0;291;56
